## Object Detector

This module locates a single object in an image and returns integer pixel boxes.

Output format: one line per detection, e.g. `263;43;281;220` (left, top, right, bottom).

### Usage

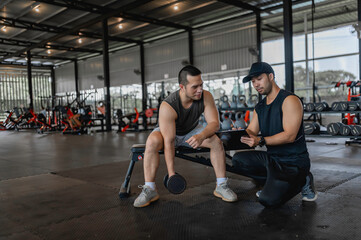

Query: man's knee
204;135;224;150
145;133;163;152
259;194;283;208
232;151;256;169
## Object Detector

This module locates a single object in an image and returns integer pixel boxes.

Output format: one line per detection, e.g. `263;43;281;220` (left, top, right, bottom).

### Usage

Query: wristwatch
258;136;266;147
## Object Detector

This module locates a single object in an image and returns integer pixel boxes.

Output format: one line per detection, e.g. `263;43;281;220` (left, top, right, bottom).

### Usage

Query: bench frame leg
119;160;137;198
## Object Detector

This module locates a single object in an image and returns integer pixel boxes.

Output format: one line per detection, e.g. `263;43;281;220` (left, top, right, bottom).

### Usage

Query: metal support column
256;11;262;62
283;0;294;92
358;0;361;85
102;18;111;131
26;51;33;109
74;60;80;101
140;44;146;112
256;10;263;102
140;43;147;130
51;67;55;107
188;30;194;65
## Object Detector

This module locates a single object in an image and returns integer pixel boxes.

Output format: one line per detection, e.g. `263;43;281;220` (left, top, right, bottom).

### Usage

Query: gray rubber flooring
0;130;360;239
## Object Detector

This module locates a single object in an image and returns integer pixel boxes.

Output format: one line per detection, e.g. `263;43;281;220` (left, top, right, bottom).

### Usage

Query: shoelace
138;185;150;196
302;184;313;195
220;183;233;194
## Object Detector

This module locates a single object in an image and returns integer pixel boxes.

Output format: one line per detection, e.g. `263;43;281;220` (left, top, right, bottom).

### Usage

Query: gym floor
0;130;360;240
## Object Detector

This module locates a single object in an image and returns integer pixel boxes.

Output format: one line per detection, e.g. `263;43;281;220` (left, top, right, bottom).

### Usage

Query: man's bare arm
245;110;259;136
159;102;177;176
263;95;303;146
186;90;219;148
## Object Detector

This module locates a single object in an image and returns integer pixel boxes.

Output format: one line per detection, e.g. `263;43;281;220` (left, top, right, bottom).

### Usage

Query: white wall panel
78;56;104;90
194;18;258;74
109;47;141;86
55;63;75;93
144;33;188;83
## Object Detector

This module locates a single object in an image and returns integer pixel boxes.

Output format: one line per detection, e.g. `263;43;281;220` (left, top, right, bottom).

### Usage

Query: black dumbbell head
305;103;315;112
327;122;342;135
164;173;187;194
340;124;351;136
351;125;361;136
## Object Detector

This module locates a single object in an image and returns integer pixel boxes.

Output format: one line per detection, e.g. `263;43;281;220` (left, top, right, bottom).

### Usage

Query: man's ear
179;84;185;91
269;73;274;81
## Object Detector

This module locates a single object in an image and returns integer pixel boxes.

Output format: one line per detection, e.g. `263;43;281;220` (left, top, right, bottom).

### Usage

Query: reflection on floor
0;131;360;239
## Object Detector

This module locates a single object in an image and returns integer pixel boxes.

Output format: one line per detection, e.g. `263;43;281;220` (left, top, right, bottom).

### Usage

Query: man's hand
241;135;260;147
186;134;205;149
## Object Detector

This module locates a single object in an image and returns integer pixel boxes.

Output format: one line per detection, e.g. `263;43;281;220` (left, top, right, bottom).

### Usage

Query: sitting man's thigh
175;124;205;148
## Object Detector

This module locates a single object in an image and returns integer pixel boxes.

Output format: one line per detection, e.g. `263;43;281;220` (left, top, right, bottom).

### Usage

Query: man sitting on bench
134;65;237;208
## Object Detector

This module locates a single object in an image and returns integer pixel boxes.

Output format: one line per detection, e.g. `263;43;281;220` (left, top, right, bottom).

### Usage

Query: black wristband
258;136;266;147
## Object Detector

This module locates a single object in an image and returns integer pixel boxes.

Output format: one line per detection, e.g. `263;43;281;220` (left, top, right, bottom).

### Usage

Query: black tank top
164;90;204;136
255;89;309;168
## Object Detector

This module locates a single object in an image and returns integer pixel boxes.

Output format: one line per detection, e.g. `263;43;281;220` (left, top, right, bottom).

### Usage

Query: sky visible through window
262;25;359;88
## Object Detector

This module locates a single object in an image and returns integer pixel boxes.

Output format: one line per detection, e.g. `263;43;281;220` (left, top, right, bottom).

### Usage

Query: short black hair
178;65;201;85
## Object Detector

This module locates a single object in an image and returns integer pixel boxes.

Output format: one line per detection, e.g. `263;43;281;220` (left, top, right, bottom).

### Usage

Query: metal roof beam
0;0;14;9
2;0;150;59
35;0;191;30
1;50;75;61
0;16;140;44
217;0;260;12
0;37;102;53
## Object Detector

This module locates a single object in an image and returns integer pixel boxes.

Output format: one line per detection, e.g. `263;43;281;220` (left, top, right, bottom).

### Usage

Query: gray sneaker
133;185;159;208
213;180;238;202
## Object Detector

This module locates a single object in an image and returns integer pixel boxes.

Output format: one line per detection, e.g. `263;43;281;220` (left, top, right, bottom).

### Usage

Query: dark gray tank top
164;90;204;136
255;89;309;168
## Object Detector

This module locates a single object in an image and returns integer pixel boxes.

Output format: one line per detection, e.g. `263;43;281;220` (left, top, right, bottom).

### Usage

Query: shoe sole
213;191;237;202
134;195;160;208
302;193;318;202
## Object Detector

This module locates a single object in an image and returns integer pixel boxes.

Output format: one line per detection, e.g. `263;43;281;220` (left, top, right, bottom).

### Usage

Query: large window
262;25;359;103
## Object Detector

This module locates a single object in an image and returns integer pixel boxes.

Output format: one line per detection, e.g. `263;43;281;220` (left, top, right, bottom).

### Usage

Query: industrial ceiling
0;0;357;67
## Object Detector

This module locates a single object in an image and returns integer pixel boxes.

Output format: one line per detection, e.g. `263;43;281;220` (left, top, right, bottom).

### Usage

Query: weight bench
119;141;252;198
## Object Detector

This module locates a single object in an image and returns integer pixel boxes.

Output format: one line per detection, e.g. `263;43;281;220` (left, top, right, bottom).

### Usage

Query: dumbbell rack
219;107;254;111
304;110;361;145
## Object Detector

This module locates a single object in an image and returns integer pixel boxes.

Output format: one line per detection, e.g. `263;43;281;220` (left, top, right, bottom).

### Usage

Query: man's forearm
164;142;176;176
199;122;219;139
264;131;296;146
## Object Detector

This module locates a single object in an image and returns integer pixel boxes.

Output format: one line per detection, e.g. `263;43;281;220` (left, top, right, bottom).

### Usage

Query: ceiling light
43;62;53;66
173;5;179;10
78;38;82;44
47;50;51;54
33;5;40;12
1;26;6;32
118;24;123;29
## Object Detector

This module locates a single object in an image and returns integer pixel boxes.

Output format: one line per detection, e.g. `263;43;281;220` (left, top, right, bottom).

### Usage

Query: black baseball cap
242;62;275;83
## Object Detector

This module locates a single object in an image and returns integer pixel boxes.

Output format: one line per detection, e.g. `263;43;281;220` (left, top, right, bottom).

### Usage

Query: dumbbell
163;173;187;194
351;125;361;136
327;122;343;135
348;102;360;111
304;103;315;112
304;122;320;135
340;123;352;136
331;102;341;111
314;102;329;112
339;102;349;111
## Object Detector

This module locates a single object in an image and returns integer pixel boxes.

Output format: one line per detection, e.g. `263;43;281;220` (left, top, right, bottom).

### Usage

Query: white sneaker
133;185;159;208
213;180;238;202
